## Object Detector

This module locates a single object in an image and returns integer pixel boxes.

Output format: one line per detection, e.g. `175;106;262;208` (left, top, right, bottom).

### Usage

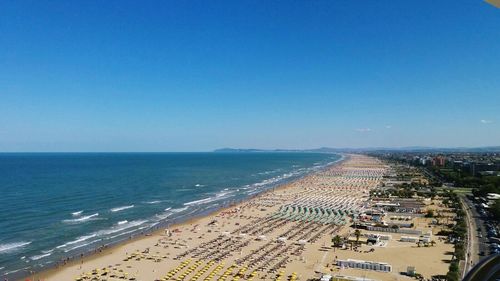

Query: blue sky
1;1;499;152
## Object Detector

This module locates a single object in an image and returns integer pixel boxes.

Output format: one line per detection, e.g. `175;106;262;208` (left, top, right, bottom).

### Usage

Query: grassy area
435;186;473;194
452;187;473;195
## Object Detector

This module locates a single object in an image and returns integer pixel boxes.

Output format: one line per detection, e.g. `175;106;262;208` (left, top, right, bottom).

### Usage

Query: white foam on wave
194;184;205;187
0;241;31;254
72;210;83;216
56;234;97;249
30;252;52;261
155;206;183;220
171;206;189;212
108;226;148;240
247;190;261;196
183;189;237;208
64;239;102;253
63;213;99;223
144;200;162;204
216;189;235;198
95;220;148;236
184;197;215;206
110;205;134;212
155;204;189;220
52;220;149;254
156;212;172;220
250;169;305;190
4;267;28;275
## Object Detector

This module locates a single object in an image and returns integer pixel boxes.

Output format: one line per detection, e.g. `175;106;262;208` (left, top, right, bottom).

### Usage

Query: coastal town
32;153;499;281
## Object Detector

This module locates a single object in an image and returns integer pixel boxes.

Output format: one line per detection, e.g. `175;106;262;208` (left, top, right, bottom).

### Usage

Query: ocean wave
184;197;215;206
95;220;148;236
194;184;205;187
56;234;97;249
155;205;185;220
29;252;51;261
144;200;162;204
108;226;148;240
246;190;261;196
183;189;238;207
62;213;99;223
215;190;234;198
110;205;134;212
3;267;29;275
0;241;31;254
64;239;102;253
249;169;308;189
72;210;83;216
155;212;172;220
170;207;189;213
55;220;148;253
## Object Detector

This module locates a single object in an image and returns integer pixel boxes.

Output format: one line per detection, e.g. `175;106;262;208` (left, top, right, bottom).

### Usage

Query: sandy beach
31;155;452;281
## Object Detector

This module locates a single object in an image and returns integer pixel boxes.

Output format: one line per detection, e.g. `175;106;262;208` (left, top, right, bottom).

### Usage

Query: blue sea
0;152;340;279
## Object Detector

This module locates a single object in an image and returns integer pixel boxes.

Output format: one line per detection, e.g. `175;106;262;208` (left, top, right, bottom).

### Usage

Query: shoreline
18;154;347;281
24;154;452;281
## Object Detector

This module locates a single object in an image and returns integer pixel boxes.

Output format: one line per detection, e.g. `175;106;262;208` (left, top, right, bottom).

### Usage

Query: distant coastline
214;146;500;153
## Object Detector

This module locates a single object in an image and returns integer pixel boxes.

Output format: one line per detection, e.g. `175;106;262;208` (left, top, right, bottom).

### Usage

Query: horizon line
1;144;499;154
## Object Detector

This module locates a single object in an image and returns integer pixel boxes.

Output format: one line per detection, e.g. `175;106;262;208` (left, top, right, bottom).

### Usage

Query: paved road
461;196;478;276
464;197;491;254
462;196;491;275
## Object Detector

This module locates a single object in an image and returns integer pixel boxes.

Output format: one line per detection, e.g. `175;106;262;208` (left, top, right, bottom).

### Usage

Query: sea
0;152;341;279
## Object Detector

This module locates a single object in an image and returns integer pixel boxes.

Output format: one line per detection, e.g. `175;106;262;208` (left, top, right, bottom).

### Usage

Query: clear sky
1;1;499;152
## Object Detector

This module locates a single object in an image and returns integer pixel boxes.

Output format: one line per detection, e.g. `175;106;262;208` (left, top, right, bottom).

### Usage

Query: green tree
332;235;342;248
425;210;435;218
446;270;460;281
